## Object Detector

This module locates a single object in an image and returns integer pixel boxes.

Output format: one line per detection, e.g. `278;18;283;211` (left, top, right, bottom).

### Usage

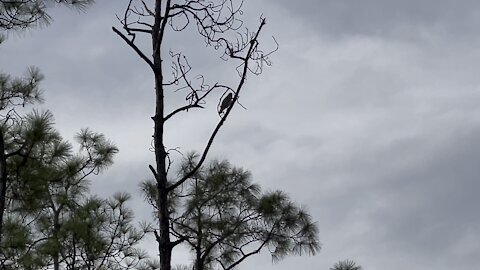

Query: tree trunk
152;2;172;268
0;131;7;243
195;182;203;270
150;1;175;269
53;209;61;270
154;71;172;270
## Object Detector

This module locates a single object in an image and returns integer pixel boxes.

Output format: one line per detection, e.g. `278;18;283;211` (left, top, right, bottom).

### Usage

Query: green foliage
57;193;148;269
0;105;151;269
0;0;95;31
331;259;363;270
142;153;321;270
258;190;320;262
76;127;117;173
0;66;44;111
0;2;148;269
4;110;117;211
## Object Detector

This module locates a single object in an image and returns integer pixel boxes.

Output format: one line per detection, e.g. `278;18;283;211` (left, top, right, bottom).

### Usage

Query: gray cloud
2;0;480;269
266;0;480;40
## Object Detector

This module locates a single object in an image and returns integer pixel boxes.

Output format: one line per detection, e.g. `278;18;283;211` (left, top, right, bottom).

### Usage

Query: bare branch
125;26;152;34
164;104;204;121
149;164;160;181
112;26;156;73
168;18;267;192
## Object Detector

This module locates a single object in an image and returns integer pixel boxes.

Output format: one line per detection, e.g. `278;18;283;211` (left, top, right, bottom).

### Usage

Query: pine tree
0;67;44;242
0;110;152;269
0;0;94;30
331;259;363;270
142;154;320;270
1;3;151;268
0;0;95;242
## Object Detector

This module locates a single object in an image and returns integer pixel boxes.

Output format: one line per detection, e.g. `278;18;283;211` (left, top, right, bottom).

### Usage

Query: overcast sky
2;1;480;269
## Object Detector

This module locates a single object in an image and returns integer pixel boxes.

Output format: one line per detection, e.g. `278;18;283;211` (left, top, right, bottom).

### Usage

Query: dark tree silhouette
331;259;363;270
0;0;93;30
0;0;94;242
141;154;320;270
113;1;277;270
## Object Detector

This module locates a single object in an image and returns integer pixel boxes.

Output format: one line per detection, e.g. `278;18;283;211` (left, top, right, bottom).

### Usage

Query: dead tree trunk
0;131;7;243
113;1;275;269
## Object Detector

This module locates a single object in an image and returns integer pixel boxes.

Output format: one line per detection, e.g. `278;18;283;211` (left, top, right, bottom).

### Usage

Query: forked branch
168;18;267;192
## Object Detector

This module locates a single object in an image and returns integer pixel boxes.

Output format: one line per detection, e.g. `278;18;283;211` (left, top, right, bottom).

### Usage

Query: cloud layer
2;1;480;269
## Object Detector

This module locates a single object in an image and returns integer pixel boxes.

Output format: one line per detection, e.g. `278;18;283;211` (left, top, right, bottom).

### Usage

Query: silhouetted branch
168;18;267;192
112;26;155;72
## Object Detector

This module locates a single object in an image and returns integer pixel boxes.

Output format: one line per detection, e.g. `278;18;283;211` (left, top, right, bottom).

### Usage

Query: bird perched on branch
218;92;233;115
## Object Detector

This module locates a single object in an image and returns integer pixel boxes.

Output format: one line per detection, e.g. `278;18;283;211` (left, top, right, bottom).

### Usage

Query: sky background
2;0;480;269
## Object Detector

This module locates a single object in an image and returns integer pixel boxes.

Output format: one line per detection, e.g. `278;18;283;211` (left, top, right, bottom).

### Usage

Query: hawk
218;93;233;115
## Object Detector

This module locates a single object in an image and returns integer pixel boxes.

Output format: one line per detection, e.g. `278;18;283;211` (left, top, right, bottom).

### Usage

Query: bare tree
113;1;276;270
